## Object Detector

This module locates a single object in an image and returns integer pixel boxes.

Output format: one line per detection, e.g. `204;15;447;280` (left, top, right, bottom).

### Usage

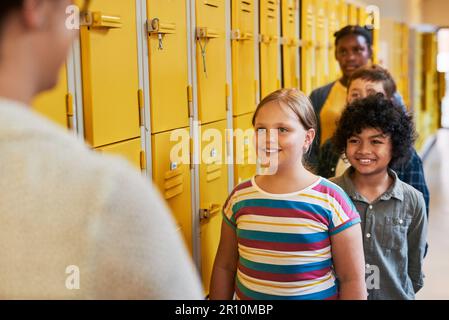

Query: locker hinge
254;80;259;104
66;93;74;130
189;137;194;170
187;85;193;118
138;89;144;126
140;150;147;170
225;83;230;111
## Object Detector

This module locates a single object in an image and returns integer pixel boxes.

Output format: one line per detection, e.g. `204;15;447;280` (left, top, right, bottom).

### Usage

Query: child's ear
303;129;316;152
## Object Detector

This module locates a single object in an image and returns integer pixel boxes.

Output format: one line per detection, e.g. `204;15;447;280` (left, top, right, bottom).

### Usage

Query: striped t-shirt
223;176;361;300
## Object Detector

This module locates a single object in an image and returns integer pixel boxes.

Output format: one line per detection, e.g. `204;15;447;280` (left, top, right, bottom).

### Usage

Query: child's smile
346;127;392;176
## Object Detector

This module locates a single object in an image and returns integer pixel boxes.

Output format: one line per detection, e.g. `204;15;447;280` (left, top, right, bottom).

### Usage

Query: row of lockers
33;0;442;292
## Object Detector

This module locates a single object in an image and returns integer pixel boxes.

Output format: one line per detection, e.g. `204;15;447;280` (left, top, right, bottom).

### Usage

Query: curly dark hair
332;94;416;168
334;25;373;51
0;1;24;30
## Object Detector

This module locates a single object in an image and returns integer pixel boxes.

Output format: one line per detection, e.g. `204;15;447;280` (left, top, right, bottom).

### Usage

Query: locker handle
197;27;220;39
260;34;271;44
148;18;176;35
281;37;300;47
199;203;222;221
260;34;278;44
231;29;253;41
81;12;122;29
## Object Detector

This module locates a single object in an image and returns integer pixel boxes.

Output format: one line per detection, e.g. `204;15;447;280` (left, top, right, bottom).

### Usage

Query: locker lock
196;27;220;78
148;18;176;50
199;204;221;221
231;29;253;41
80;11;122;29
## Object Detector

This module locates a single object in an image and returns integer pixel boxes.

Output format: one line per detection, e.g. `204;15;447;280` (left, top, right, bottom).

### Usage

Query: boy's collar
342;167;404;203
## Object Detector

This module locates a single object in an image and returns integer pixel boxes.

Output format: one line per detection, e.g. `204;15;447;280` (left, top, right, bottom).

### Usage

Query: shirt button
366;233;371;238
369;205;373;210
399;219;403;224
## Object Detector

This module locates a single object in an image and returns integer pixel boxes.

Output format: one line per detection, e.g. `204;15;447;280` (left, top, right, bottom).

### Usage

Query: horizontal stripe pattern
223;177;360;300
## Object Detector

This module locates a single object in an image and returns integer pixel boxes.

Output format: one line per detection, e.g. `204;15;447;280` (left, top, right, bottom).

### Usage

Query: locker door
327;0;340;82
301;0;316;95
79;0;140;147
339;0;348;28
33;66;72;129
96;137;142;169
196;0;227;124
147;0;190;133
400;24;410;107
315;0;328;87
281;0;300;88
412;31;424;149
199;120;229;292
152;130;193;252
358;6;368;26
231;0;257;116
233;113;256;185
348;4;358;25
260;0;280;98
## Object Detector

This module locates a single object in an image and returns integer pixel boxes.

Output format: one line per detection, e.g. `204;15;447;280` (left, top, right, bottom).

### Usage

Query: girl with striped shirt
210;88;367;300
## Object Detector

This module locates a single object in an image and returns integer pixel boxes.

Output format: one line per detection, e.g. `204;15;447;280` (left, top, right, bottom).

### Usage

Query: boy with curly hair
331;94;427;300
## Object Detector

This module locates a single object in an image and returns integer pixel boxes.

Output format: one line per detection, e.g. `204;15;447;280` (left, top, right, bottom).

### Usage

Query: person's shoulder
328;174;345;190
396;177;425;207
310;81;336;97
227;178;254;200
313;176;350;202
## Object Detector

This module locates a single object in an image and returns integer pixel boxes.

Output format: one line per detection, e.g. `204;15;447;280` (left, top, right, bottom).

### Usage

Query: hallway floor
417;129;449;299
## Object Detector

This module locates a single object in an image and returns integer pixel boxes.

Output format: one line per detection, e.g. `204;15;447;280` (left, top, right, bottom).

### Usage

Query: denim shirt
332;168;428;300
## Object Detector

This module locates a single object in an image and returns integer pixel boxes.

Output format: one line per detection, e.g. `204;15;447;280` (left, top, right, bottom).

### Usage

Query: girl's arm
209;220;239;299
331;224;367;300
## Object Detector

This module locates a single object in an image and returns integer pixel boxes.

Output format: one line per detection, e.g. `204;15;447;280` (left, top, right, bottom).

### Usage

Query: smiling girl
209;89;366;300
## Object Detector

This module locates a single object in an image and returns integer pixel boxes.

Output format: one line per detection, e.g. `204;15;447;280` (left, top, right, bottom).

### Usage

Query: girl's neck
256;162;318;194
351;168;393;203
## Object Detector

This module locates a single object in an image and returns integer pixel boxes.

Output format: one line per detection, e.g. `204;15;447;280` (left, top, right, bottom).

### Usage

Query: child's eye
255;128;266;133
278;127;288;133
372;140;383;144
348;138;359;144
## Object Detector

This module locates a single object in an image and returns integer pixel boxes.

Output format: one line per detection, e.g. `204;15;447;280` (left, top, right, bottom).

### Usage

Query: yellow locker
199;119;229;293
96;137;142;169
301;0;316;95
348;3;358;25
147;0;190;133
196;0;227;124
260;0;281;98
400;24;410;107
152;129;193;253
421;33;439;147
233;113;256;185
315;0;328;87
412;31;424;149
79;0;140;147
371;11;380;64
281;0;300;88
327;0;341;81
357;6;368;26
231;0;256;116
33;66;71;129
339;0;349;28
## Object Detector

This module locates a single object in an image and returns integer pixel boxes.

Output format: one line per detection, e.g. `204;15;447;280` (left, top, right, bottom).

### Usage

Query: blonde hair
252;88;317;131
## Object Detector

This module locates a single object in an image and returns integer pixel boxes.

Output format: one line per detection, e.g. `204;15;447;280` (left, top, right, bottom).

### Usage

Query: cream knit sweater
0;98;202;299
